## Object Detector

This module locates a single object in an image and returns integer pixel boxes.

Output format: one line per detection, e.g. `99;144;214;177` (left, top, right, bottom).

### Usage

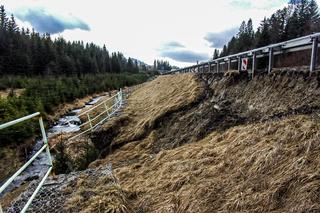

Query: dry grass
64;72;320;212
64;174;131;213
93;74;205;148
0;147;22;182
101;115;320;212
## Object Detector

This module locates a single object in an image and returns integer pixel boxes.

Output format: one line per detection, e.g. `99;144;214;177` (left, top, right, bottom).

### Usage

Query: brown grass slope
88;72;320;212
90;74;205;158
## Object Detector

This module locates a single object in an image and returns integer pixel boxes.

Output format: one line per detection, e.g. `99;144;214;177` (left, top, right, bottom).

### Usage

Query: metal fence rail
68;89;123;141
0;113;52;213
166;32;320;77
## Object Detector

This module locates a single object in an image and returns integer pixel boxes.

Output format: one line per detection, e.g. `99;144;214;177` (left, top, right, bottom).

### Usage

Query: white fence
0;86;140;212
67;89;123;141
0;112;52;213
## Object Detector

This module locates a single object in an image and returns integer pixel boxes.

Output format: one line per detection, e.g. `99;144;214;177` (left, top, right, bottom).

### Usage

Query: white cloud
204;28;238;48
2;0;299;67
229;0;287;9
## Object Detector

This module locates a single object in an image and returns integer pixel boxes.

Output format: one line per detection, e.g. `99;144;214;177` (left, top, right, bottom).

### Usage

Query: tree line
153;60;174;71
0;4;156;146
0;5;146;76
0;73;150;146
214;0;320;58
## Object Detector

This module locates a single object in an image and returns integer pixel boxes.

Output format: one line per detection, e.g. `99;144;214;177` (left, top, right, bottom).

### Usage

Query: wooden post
268;47;274;73
252;52;257;79
238;56;241;72
310;37;318;73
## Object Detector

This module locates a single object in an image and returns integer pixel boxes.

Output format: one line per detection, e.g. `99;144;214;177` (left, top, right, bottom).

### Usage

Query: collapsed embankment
8;71;320;212
86;71;320;212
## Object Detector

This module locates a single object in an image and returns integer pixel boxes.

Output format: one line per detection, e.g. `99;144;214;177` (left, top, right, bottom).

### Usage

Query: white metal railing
68;89;123;141
166;32;320;77
0;112;52;213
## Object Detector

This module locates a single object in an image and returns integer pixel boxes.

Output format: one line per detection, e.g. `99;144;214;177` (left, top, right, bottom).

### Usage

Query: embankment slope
89;72;320;212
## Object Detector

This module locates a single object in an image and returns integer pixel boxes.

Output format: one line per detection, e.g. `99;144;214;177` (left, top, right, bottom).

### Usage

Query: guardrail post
228;58;231;71
87;114;93;130
310;37;318;73
268;47;274;73
238;56;241;72
208;62;211;72
252;52;257;79
119;89;123;106
39;116;52;166
217;61;219;73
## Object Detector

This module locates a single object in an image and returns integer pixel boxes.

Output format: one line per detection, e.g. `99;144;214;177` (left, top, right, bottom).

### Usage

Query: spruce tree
0;5;8;30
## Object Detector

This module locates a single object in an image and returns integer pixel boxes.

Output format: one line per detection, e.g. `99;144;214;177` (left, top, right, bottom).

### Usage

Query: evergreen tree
127;57;134;72
7;14;18;33
256;18;271;47
0;5;8;30
213;49;220;59
212;0;320;59
0;5;146;76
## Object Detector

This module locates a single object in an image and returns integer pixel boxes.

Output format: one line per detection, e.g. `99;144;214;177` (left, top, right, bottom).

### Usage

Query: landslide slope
88;71;320;213
15;72;319;213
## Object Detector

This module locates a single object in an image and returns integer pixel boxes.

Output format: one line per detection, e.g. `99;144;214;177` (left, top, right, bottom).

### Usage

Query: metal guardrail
0;112;52;213
166;33;320;77
68;89;123;141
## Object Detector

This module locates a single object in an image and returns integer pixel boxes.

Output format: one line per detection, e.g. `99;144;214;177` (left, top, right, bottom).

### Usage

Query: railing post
87;114;93;130
39;117;52;166
208;62;211;72
238;56;241;72
228;58;231;71
252;52;257;79
217;61;219;73
268;47;274;73
104;101;111;119
119;89;123;106
310;37;318;73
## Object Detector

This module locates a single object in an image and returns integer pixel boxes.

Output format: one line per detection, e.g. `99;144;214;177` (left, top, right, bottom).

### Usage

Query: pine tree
153;60;157;70
0;5;8;30
127;57;134;72
8;14;18;33
213;49;220;59
256;18;271;47
307;0;320;33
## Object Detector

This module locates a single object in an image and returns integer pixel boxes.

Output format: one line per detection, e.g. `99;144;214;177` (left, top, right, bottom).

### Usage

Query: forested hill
214;0;320;58
0;5;148;76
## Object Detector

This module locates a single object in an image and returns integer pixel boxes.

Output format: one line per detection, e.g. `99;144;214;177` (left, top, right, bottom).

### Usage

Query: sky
1;0;313;67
